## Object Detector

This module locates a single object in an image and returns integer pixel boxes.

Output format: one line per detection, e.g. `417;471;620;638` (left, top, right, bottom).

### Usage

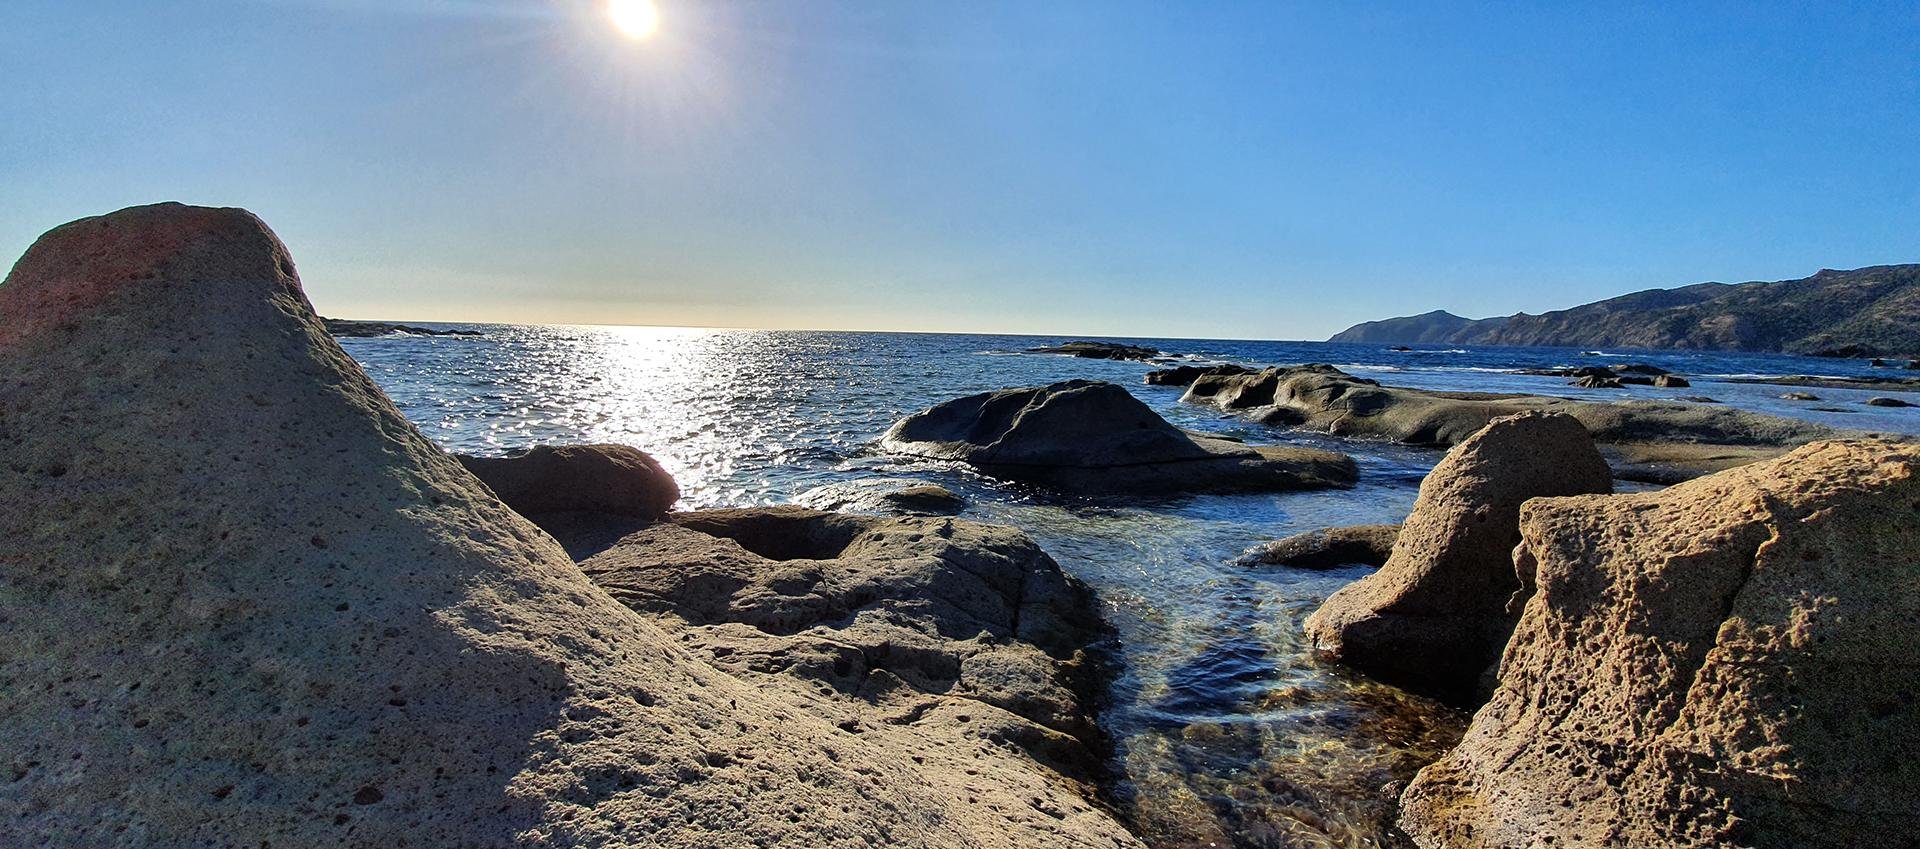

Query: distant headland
1331;264;1920;357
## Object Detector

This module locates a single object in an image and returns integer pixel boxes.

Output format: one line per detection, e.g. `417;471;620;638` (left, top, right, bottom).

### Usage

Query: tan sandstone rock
1400;439;1920;848
1305;412;1612;701
0;203;1143;849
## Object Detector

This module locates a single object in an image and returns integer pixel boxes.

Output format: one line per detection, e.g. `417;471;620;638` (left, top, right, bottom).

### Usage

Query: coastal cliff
1330;264;1920;355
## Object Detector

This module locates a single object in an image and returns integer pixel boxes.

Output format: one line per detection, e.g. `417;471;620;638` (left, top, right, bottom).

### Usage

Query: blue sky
3;1;1916;338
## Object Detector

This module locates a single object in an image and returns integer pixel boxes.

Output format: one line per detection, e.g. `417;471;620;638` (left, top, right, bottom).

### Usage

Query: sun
606;0;659;40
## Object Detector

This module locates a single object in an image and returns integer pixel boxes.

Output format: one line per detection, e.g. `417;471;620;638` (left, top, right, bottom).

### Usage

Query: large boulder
882;380;1356;494
456;443;679;520
0;203;1143;848
580;507;1111;776
1305;412;1612;700
1401;440;1920;848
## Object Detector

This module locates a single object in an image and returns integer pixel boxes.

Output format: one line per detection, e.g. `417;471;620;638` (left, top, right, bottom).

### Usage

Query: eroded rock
1400;440;1920;848
0;203;1142;849
1304;412;1612;701
579;507;1112;777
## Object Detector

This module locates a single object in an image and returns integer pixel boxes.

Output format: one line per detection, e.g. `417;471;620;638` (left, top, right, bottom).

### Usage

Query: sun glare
606;0;660;40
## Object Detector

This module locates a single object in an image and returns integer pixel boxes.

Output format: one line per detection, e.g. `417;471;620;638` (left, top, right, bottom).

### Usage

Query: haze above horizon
3;1;1917;339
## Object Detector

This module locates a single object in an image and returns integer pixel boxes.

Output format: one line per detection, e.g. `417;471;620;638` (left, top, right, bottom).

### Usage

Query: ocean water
344;326;1920;848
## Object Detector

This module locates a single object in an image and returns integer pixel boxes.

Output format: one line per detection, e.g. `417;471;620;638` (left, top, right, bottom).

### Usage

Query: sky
2;1;1917;339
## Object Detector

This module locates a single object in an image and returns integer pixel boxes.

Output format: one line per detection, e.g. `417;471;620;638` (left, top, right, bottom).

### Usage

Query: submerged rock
1305;413;1612;701
1401;440;1920;848
457;443;679;520
1027;340;1161;360
0;203;1142;849
1234;524;1400;569
883;379;1357;494
794;478;967;516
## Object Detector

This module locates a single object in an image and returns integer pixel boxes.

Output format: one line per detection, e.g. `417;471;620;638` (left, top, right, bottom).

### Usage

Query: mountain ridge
1329;264;1920;356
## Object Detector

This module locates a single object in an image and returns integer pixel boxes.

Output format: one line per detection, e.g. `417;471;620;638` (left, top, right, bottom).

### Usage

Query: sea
342;326;1920;849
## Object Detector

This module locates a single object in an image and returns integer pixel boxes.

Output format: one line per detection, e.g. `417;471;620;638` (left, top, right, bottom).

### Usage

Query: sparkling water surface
345;326;1920;848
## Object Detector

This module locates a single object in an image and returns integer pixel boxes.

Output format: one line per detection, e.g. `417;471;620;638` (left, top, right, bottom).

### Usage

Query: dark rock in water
883;380;1356;494
1906;359;1920;370
1144;362;1254;386
1873;357;1891;367
1652;374;1690;388
1570;374;1623;388
582;507;1110;764
1027;340;1161;361
1867;396;1916;407
457;444;679;523
1782;391;1822;400
1615;375;1655;386
323;317;480;337
1616;363;1670;376
1401;440;1920;849
1305;413;1612;702
882;483;966;513
1235;524;1400;569
794;478;966;516
1389;345;1413;351
0;203;1143;848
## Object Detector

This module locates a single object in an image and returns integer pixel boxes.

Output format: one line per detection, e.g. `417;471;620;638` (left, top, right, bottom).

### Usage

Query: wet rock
0;203;1142;849
1305;413;1612;701
882;483;966;513
1652;374;1690;388
457;443;679;521
1616;363;1670;376
1570;374;1623;388
1867;396;1916;407
1144;363;1254;386
1401;440;1920;848
1234;524;1400;569
795;478;967;516
1027;340;1160;360
883;380;1357;494
580;506;1112;776
1184;364;1842;452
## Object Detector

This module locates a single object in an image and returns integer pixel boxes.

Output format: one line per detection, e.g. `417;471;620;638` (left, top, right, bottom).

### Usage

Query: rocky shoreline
4;203;1916;848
